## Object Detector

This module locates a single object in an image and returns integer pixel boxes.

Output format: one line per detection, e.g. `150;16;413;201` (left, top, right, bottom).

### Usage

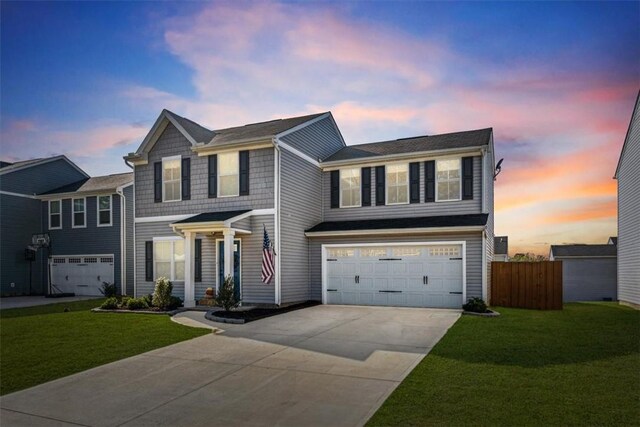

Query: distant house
494;236;508;262
0;156;133;296
615;91;640;308
608;236;617;245
549;242;617;302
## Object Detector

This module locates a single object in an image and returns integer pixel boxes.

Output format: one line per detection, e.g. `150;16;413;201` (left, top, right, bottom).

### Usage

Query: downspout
272;137;282;306
116;186;126;296
124;158;135;297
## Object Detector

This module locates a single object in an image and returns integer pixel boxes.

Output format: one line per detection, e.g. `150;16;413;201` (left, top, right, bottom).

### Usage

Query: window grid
49;200;62;230
154;240;185;281
391;247;422;257
360;248;387;257
97;195;112;226
436;159;461;202
340;168;361;208
72;198;86;228
162;156;181;202
218;152;239;197
386;164;409;205
429;246;460;257
327;248;355;258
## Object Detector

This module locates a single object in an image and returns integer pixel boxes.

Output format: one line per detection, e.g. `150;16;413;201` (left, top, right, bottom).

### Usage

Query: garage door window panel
392;247;422;257
72;198;86;228
386;164;409;205
340;168;361;208
436;159;461;202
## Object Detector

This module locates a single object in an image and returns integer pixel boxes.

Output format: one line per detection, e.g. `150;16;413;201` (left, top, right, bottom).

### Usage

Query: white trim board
320;241;467;306
0;190;36;199
306;225;485;237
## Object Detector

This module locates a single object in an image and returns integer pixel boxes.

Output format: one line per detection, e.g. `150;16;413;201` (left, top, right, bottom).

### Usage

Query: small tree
217;275;240;311
511;252;548;262
152;277;173;309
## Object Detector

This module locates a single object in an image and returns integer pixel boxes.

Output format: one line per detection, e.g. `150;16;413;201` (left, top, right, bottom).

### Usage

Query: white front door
50;255;115;296
325;244;464;308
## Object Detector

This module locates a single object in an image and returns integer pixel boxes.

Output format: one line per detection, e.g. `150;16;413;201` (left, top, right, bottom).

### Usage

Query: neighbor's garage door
325;244;463;308
50;255;114;296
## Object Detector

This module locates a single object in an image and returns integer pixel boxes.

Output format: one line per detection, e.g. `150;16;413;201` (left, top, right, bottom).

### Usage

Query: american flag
261;225;275;284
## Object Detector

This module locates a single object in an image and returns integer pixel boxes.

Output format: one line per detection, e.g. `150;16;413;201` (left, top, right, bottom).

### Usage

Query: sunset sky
1;1;638;255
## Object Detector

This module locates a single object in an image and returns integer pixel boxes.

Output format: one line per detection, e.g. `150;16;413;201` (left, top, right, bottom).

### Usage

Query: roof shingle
550;244;617;258
305;214;488;233
40;172;133;195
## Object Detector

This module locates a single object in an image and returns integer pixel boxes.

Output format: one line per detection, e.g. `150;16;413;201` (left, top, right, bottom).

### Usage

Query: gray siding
0;159;86;195
134;215;275;304
124;185;135;295
279;116;344;161
280;149;323;304
322;156;483;221
618;96;640;306
308;232;484;302
42;195;123;294
0;194;46;295
135;123;274;218
485;139;495;301
562;258;617;302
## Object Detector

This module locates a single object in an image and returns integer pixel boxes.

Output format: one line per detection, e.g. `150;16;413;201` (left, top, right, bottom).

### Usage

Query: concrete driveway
1;305;460;427
0;296;99;310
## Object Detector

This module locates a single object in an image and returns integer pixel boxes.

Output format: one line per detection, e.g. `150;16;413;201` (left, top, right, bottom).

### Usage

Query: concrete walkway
1;305;460;427
0;296;99;310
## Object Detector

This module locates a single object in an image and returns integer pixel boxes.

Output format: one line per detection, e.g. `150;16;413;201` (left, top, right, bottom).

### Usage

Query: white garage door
324;244;464;308
50;255;115;296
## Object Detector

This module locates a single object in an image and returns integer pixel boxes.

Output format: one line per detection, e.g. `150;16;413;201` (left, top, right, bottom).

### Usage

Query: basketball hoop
31;233;50;248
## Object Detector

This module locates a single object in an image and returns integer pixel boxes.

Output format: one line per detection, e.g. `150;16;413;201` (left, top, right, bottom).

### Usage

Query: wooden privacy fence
491;261;563;310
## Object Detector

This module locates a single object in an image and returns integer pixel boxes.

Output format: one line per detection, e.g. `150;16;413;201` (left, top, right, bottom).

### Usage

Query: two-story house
125;109;495;309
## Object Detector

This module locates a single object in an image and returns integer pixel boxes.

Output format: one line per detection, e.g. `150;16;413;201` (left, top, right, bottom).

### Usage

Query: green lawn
0;299;209;395
368;303;640;427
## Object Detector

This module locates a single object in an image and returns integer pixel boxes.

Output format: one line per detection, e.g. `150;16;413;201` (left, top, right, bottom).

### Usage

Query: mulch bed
210;301;319;323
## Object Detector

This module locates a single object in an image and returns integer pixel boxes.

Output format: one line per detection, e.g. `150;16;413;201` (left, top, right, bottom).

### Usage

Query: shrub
100;297;119;310
217;275;240;312
126;297;149;310
463;297;488;313
167;296;183;310
142;293;153;307
99;282;117;298
120;296;131;308
152;277;173;309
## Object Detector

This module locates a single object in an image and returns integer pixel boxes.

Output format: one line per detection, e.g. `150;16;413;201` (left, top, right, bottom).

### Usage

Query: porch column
223;228;235;285
183;231;195;308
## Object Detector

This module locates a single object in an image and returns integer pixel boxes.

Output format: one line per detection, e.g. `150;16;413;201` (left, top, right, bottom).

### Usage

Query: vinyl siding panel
0;159;86;195
484;140;495;302
279;116;344;161
308;232;483;302
279;149;323;304
42;194;123;294
135;123;274;219
561;258;617;302
134;215;275;304
0;194;46;295
618;97;640;306
322;156;483;221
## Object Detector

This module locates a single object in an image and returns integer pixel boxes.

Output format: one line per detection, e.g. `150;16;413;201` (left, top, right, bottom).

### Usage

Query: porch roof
172;210;251;224
171;209;253;234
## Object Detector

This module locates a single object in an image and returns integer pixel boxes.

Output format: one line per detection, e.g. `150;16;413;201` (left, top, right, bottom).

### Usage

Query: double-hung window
72;198;86;228
97;195;112;226
154;239;185;281
49;200;62;230
162;156;181;202
340;168;361;207
386;163;409;204
218;152;239;197
436;159;461;202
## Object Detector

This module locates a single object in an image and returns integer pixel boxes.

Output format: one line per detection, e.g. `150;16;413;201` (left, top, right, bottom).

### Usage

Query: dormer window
218;152;239;197
162;156;181;202
436;159;461;202
340;168;361;208
386;163;409;205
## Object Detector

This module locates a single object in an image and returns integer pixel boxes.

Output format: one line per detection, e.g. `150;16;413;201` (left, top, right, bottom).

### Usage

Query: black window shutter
375;166;386;206
361;167;371;207
462;157;474;200
425;160;435;203
409;162;420;203
208;155;217;198
330;170;339;208
145;241;153;281
154;162;162;203
239;151;250;196
194;239;202;282
181;158;191;200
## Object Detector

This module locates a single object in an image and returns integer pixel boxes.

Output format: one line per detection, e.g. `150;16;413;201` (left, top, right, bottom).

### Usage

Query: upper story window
218;152;239;197
154;239;184;281
436;159;461;202
72;198;86;228
162;156;181;202
97;195;112;227
49;200;62;230
340;168;361;208
386;163;409;205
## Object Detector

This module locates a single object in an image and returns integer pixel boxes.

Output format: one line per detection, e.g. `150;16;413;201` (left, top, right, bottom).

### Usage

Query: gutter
304;225;486;237
115;184;127;295
272;137;282;306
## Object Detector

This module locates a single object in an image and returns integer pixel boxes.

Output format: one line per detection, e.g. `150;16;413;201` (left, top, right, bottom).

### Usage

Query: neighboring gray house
549;243;617;302
494;236;508;262
0;156;88;295
615;90;640;308
38;173;134;296
125;109;496;309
